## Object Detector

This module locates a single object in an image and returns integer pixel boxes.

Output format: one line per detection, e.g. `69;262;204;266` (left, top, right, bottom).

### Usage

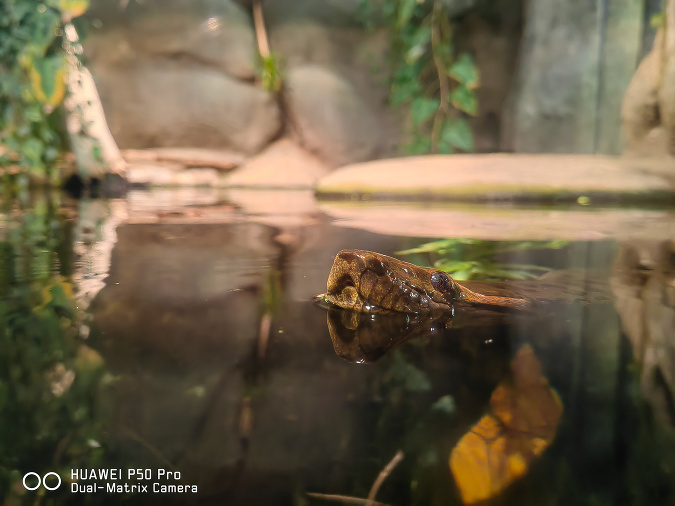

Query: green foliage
0;0;89;185
358;0;481;154
397;238;568;280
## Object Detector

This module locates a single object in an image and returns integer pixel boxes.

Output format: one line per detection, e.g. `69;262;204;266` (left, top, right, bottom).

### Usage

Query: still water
1;190;674;505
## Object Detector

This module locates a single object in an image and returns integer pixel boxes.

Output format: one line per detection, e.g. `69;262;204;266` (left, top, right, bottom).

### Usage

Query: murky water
1;191;674;505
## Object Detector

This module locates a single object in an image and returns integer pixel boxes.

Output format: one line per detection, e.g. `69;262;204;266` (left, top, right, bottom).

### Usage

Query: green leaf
438;138;453;154
58;0;90;18
404;25;431;64
30;8;61;55
397;0;418;28
391;79;421;106
410;96;439;126
22;137;44;164
29;54;68;107
441;118;474;152
404;136;431;154
450;84;478;116
448;52;479;88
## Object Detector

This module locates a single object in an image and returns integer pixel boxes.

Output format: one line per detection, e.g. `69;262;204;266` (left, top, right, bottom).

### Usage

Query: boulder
262;0;362;27
285;65;384;166
93;63;281;153
315;153;674;201
502;0;645;154
123;148;245;170
622;0;675;156
86;0;257;80
224;138;330;188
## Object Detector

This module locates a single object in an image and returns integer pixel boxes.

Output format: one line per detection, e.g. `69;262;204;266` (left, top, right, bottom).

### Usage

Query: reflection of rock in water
611;240;675;426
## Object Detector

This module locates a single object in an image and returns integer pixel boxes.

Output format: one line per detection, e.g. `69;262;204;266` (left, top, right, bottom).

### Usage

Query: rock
285;65;384;166
223;139;330;188
269;22;401;159
173;168;220;186
455;6;522;153
86;0;257;81
127;164;176;186
127;164;220;187
124;148;245;170
93;63;281;153
315;154;675;200
622;0;675;157
262;0;362;27
502;0;645;154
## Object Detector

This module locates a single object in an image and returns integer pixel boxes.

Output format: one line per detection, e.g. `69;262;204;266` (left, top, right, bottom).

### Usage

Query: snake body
319;249;532;314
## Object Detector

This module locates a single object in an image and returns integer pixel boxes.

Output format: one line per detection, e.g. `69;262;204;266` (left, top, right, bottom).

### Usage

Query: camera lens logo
23;472;62;491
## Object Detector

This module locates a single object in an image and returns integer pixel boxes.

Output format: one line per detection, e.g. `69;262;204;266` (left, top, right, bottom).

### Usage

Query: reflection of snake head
322;249;460;314
318;249;533;313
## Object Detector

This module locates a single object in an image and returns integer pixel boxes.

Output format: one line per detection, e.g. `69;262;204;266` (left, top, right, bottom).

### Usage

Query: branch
306;492;389;506
367;450;404;505
252;0;270;58
63;23;126;177
430;0;450;153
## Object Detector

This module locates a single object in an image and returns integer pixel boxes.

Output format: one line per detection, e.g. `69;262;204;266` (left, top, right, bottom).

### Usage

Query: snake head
319;249;460;314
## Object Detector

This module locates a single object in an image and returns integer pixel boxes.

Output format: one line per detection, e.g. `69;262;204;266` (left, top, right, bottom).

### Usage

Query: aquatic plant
397;238;568;280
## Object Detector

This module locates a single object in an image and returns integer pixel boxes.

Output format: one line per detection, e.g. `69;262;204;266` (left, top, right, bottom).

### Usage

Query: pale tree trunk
63;22;126;179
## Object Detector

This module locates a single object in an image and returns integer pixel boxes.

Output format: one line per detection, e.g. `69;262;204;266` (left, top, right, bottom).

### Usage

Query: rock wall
502;0;651;154
84;0;396;167
85;0;280;155
622;0;675;157
84;0;654;165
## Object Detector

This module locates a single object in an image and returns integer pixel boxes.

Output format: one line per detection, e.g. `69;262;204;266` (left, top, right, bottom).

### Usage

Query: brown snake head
318;249;462;314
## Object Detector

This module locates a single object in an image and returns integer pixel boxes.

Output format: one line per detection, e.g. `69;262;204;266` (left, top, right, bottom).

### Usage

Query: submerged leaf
397;238;476;256
449;345;563;504
432;395;456;414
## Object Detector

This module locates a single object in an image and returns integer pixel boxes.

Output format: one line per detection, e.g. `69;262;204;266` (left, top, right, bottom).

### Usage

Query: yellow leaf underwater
449;345;563;504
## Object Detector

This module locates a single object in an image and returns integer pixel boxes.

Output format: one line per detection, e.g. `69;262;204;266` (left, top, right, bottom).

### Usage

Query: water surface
1;191;673;505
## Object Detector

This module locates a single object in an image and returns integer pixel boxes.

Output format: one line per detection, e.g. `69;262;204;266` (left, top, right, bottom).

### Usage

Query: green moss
315;184;675;207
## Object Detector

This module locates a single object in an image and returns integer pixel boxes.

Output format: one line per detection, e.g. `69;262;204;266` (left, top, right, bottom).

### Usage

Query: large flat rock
316;154;675;202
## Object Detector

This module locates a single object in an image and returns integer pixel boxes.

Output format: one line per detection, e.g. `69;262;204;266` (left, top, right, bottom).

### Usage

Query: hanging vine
359;0;480;154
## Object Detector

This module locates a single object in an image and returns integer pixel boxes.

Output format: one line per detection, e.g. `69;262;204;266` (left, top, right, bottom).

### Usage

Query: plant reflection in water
0;195;105;504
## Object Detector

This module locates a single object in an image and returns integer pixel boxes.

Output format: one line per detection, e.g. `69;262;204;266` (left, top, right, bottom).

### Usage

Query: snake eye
430;271;453;293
